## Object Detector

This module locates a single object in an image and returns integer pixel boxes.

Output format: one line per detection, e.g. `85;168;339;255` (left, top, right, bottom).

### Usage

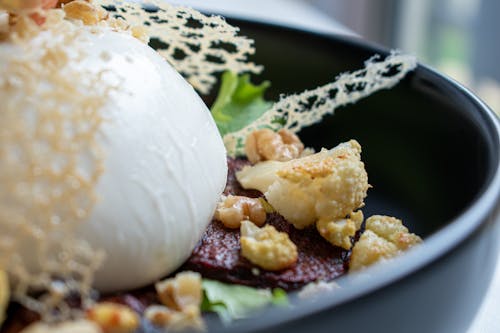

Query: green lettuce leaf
211;71;273;137
201;279;288;324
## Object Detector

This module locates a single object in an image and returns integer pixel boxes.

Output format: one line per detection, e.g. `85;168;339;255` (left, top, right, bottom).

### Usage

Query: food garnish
94;0;262;94
245;128;305;163
350;216;422;271
201;279;288;324
317;210;364;250
222;53;417;156
150;272;205;331
215;195;267;229
211;71;273;137
240;220;298;271
62;0;108;25
236;140;369;231
86;303;140;333
0;6;109;321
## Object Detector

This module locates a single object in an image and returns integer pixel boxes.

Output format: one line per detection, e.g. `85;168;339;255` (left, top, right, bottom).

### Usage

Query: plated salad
0;1;421;332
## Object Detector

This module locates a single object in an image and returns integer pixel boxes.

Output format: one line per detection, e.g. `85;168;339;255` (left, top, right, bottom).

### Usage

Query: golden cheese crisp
0;11;109;321
224;52;417;156
94;0;262;94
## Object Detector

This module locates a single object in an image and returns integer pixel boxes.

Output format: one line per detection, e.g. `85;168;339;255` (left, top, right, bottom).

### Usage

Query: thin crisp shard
224;52;417;156
94;0;262;94
0;12;109;321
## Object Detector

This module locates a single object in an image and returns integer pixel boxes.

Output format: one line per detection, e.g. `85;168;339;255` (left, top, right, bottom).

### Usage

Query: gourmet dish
0;1;422;332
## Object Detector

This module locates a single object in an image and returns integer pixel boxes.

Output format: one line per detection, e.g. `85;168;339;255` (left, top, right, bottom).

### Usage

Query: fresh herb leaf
271;288;288;306
211;71;273;137
201;279;288;323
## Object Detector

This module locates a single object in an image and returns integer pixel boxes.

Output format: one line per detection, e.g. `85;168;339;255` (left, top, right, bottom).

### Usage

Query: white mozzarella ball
1;28;227;292
78;30;227;292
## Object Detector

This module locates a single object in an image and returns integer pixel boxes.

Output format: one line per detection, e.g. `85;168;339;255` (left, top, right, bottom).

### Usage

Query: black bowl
202;18;500;333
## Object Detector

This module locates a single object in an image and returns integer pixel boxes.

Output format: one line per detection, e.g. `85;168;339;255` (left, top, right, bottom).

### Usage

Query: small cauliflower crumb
19;320;102;333
245;128;305;163
317;210;364;249
365;215;422;250
153;272;205;331
214;195;266;229
298;280;341;299
62;0;107;26
155;271;202;312
144;305;205;332
144;305;175;327
240;220;298;271
86;302;139;333
237;140;369;230
350;215;422;271
316;210;364;250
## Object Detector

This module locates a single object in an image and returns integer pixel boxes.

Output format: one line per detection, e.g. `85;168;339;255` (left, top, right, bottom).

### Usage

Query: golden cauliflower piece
86;302;139;333
350;215;422;271
245;128;305;163
214;195;266;229
317;210;364;250
240;220;298;271
155;271;202;312
365;215;422;250
62;1;108;26
152;272;205;331
0;270;8;327
237;140;369;229
144;305;205;332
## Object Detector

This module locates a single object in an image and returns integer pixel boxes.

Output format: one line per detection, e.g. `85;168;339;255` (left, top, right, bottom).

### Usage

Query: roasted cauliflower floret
152;272;205;331
365;215;422;250
317;211;364;250
86;302;139;333
155;271;203;312
350;215;422;271
245;128;305;163
62;0;108;26
144;304;205;332
214;195;266;229
240;220;298;271
237;140;369;230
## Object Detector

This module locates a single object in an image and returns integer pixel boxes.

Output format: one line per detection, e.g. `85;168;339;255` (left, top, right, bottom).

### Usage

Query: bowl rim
213;17;500;332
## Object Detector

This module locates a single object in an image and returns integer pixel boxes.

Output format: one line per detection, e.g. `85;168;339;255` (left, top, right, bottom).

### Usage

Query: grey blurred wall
305;0;399;46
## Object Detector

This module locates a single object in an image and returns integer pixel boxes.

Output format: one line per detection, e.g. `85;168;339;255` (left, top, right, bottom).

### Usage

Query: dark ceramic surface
199;18;500;333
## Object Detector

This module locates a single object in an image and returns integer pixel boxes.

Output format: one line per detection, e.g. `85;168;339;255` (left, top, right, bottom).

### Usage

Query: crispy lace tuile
224;52;418;156
94;0;262;94
0;11;111;322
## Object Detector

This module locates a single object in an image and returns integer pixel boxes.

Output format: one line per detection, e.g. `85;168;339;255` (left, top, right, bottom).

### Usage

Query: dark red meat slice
182;157;349;291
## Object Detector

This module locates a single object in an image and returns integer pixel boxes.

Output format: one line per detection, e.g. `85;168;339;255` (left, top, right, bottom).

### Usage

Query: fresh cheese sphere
0;28;227;292
80;31;227;292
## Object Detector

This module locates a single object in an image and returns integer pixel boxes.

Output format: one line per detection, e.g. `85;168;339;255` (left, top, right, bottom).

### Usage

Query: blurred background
308;0;500;115
172;1;500;332
173;0;500;116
